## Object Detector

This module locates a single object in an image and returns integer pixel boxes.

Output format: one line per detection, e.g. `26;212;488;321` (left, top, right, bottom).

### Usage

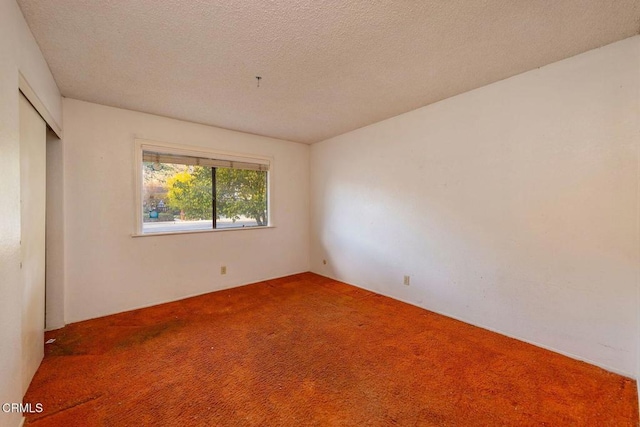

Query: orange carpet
24;273;638;426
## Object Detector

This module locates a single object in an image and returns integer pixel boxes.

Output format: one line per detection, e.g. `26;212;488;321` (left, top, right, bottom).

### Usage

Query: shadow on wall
310;137;637;373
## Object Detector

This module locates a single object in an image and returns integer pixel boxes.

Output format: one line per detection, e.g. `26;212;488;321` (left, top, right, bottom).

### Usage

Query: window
136;141;270;235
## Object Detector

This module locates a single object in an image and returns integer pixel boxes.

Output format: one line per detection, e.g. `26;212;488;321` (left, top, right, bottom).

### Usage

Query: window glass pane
216;168;268;229
142;162;213;233
141;151;268;234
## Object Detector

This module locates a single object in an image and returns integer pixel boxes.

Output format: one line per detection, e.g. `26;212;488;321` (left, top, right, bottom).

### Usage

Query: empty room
1;0;639;425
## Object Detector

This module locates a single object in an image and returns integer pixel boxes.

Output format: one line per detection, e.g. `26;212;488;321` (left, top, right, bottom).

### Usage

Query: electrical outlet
403;275;410;286
221;266;227;275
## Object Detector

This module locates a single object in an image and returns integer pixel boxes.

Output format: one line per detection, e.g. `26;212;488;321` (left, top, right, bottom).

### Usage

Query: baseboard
312;270;636;379
63;270;311;325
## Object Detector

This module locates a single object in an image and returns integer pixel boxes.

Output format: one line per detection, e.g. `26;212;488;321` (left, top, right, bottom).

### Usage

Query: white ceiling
17;1;640;144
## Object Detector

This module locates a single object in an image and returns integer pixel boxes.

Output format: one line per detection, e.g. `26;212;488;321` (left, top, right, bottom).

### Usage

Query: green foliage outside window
216;168;268;226
165;166;267;225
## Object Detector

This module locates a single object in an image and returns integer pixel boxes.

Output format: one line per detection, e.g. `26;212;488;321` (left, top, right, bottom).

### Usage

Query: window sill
131;225;275;238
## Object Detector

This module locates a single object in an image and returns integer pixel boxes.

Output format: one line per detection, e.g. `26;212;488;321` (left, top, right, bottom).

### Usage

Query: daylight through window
141;149;269;234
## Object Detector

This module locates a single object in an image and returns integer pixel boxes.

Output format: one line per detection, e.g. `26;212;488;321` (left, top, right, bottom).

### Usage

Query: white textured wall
0;0;62;425
62;99;310;323
310;36;640;377
46;129;65;330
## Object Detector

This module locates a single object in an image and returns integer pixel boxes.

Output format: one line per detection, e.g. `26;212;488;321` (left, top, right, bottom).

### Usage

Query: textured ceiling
17;1;640;144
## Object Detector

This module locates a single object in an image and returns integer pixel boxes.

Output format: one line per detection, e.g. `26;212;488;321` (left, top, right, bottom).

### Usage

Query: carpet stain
114;319;186;349
23;273;638;426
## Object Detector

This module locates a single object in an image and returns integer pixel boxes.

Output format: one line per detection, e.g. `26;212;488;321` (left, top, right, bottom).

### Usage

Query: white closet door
20;92;46;394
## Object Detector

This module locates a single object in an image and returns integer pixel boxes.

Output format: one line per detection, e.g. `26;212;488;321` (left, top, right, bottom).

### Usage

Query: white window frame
133;138;273;236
